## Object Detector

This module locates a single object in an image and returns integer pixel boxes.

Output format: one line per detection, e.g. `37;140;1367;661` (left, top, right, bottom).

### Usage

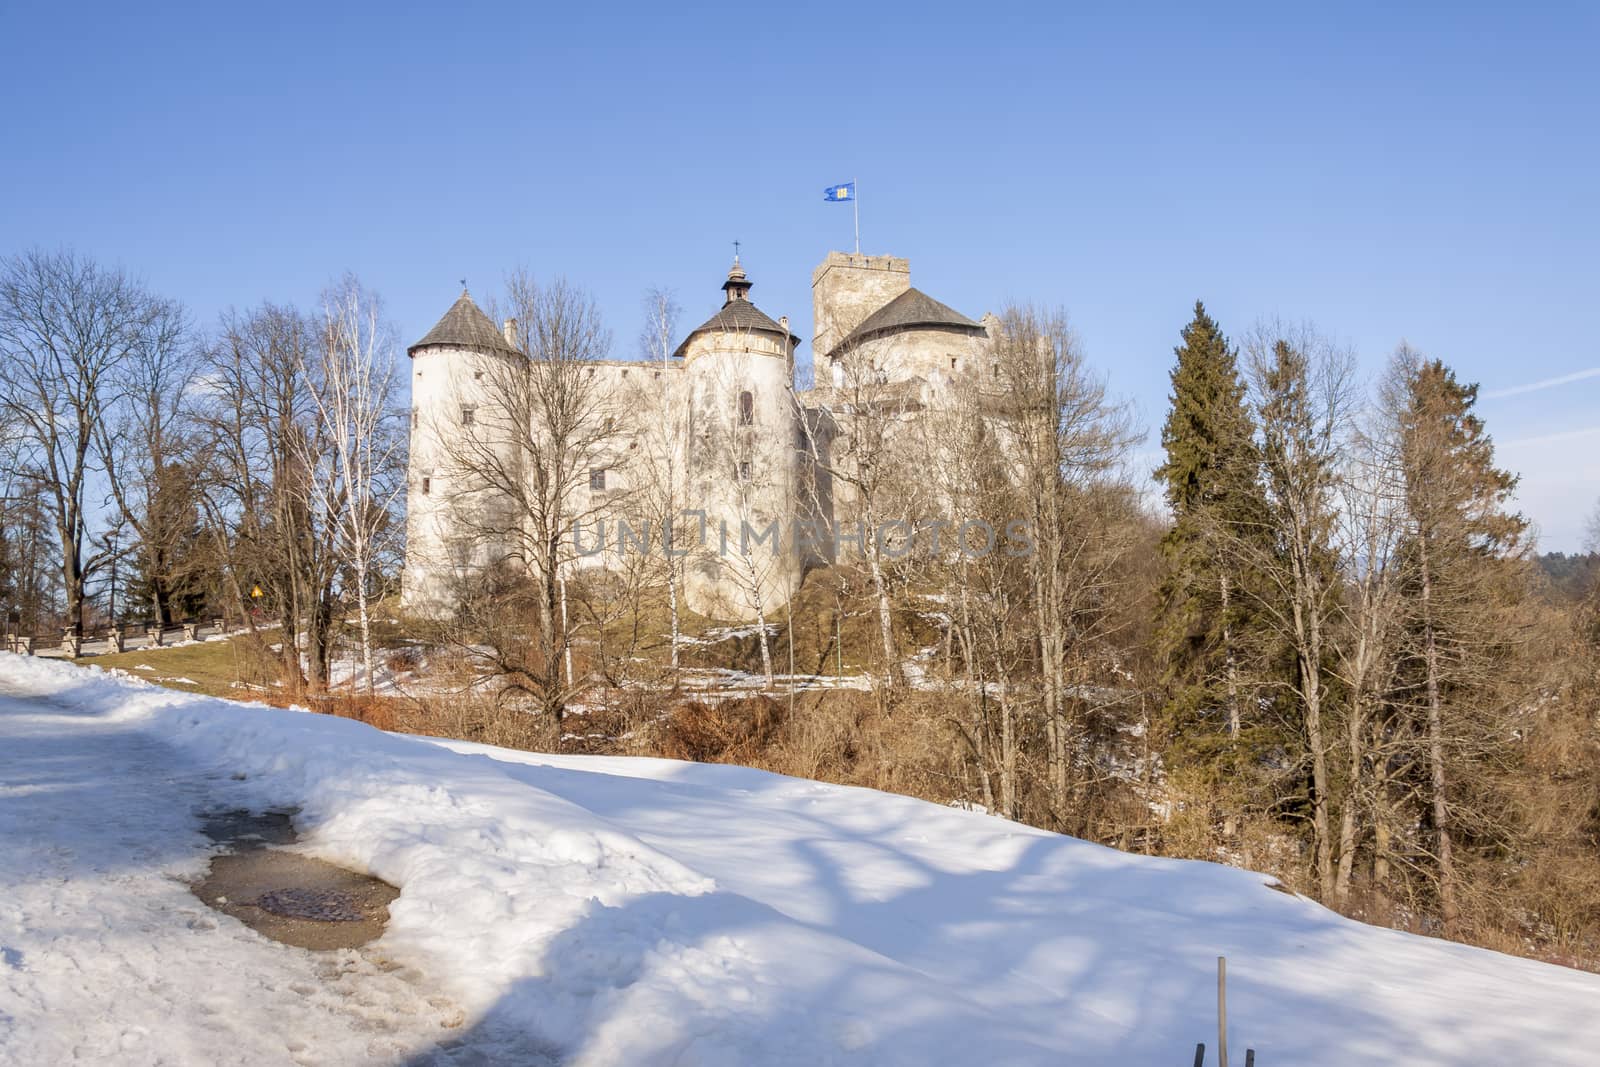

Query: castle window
589;468;606;491
474;370;483;380
420;474;432;496
738;461;751;482
603;416;615;433
950;356;958;370
739;390;754;425
411;410;418;430
460;405;476;426
991;363;1000;379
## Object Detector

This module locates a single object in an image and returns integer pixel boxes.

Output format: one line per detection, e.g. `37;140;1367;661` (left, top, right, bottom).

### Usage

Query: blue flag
823;182;855;203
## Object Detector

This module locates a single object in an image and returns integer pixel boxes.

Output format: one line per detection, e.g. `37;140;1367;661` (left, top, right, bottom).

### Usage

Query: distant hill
1536;551;1600;602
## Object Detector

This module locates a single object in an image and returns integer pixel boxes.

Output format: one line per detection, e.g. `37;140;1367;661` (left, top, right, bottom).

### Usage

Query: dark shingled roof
829;287;984;357
410;290;519;356
672;261;801;358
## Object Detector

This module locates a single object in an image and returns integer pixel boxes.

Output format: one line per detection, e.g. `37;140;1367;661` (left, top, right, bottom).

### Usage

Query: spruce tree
1153;302;1268;744
1393;351;1529;926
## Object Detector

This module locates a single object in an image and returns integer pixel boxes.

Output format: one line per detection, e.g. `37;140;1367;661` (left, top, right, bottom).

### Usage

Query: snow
4;653;1600;1065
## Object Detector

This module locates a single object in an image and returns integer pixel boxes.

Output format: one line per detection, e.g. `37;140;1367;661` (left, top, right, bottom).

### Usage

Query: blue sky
3;1;1596;547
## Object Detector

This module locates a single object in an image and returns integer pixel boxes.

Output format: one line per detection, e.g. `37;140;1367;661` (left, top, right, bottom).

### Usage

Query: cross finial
732;240;741;263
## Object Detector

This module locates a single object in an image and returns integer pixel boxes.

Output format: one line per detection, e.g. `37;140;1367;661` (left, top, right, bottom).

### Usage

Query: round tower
402;288;525;616
673;257;804;621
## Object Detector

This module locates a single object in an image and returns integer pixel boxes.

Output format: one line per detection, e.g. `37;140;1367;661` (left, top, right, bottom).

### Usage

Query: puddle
193;808;399;951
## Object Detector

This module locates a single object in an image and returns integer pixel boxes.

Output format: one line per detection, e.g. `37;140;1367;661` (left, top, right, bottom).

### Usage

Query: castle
402;251;996;621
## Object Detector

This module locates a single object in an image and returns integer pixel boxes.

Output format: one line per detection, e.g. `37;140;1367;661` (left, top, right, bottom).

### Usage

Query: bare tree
194;304;339;692
0;250;170;636
992;305;1140;821
0;426;59;635
307;275;404;694
436;274;621;726
921;389;1027;816
93;291;196;627
638;287;685;674
812;333;935;689
1235;323;1356;900
1329;394;1408;905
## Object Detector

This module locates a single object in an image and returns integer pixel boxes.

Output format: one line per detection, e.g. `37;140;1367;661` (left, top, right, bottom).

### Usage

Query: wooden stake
1218;956;1229;1067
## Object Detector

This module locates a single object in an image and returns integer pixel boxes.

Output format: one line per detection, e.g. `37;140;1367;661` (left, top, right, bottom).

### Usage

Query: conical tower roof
409;289;519;356
672;258;801;358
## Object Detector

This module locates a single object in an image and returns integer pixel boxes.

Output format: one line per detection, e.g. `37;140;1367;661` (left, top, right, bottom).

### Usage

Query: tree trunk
1333;688;1366;906
540;539;565;730
306;595;333;692
748;570;774;688
1221;572;1240;738
355;576;375;697
666;555;682;675
957;584;994;812
868;548;898;689
1289;508;1335;900
1418;534;1459;927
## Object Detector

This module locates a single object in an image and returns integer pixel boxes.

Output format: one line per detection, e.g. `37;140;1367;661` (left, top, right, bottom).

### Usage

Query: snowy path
5;655;1600;1066
0;686;471;1066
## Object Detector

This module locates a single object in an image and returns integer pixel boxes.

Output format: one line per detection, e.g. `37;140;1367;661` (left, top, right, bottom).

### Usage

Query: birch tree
638;287;685;674
308;275;404;694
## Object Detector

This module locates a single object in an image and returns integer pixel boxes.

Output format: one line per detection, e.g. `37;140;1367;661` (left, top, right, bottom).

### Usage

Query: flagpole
853;177;860;254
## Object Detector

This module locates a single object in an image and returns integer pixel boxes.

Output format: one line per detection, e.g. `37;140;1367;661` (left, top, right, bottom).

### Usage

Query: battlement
810;252;910;286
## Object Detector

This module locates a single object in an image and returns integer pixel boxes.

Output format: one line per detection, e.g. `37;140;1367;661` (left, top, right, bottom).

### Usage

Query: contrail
1482;366;1600;400
1500;424;1600;449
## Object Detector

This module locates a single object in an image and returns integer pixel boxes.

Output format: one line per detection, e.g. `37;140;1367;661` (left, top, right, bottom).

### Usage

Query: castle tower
810;251;910;360
402;288;524;615
674;257;804;621
811;251;988;387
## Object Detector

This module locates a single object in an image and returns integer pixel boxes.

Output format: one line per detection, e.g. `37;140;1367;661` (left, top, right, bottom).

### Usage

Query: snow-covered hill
2;654;1597;1066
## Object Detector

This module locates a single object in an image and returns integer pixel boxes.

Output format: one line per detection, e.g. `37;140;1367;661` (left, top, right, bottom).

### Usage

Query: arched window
738;390;754;426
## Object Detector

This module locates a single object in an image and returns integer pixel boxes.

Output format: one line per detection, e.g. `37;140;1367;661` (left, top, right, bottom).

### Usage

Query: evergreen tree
126;461;215;626
1153;303;1269;742
1392;351;1529;926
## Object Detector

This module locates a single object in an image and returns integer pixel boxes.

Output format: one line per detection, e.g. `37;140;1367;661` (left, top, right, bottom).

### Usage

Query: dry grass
72;633;290;703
